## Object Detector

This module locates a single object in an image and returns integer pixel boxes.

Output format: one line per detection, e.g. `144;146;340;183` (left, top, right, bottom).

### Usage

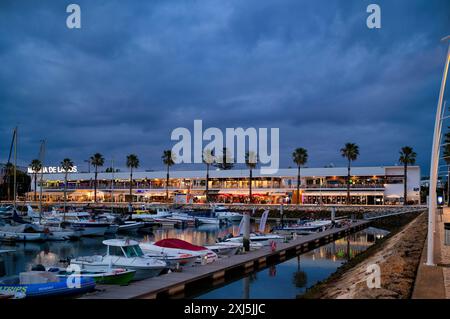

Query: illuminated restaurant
26;165;421;205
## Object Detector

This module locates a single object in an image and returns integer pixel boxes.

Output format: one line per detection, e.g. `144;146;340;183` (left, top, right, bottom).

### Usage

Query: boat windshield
123;245;144;258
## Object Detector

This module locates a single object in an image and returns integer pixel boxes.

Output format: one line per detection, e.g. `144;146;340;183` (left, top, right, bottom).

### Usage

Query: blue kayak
0;275;96;298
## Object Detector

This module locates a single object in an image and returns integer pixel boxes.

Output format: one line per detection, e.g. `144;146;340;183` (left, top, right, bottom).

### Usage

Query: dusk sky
0;0;449;174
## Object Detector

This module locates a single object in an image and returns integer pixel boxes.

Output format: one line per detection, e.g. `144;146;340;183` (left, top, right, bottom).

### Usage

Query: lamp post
427;36;450;266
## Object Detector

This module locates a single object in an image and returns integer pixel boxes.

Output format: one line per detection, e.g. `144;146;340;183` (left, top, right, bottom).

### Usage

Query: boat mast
13;126;17;209
38;140;46;222
111;157;114;214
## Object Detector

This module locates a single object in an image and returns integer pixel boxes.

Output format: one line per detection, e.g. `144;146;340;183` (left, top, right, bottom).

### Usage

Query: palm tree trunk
129;168;133;206
94;167;98;203
347;160;351;204
404;163;407;206
297;166;301;204
206;164;209;203
63;172;67;220
249;168;253;204
34;173;37;202
166;165;170;202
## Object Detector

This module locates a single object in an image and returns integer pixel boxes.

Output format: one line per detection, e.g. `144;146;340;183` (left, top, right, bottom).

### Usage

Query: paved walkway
412;207;450;299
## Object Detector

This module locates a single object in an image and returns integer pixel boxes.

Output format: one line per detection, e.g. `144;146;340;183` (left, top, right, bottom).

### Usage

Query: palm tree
245;151;258;204
90;153;104;203
203;149;215;203
214;147;234;170
126;154;140;207
162;150;175;202
30;159;42;202
340;143;359;204
399;146;417;206
61;158;74;218
292;148;308;205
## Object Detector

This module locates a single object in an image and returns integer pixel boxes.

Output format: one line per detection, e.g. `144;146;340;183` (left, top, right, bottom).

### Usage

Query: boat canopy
154;238;207;251
102;239;139;247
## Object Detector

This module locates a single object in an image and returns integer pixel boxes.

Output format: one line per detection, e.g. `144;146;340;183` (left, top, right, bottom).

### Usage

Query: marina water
0;224;388;298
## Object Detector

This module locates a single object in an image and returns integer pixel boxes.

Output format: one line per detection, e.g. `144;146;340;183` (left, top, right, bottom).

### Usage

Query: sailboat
26;206;82;240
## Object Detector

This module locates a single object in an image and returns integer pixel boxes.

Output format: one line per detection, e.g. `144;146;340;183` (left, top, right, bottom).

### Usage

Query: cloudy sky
0;0;449;174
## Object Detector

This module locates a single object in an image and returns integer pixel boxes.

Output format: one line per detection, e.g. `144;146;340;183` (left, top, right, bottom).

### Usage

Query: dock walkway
83;220;369;299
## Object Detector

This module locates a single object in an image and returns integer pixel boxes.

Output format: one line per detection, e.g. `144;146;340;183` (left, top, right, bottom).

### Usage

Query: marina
81;219;369;299
0;0;449;308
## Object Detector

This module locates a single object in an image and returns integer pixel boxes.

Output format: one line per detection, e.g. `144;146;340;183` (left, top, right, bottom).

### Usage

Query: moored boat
47;267;136;285
147;238;218;264
70;239;167;281
0;271;95;298
223;233;285;246
0;224;48;242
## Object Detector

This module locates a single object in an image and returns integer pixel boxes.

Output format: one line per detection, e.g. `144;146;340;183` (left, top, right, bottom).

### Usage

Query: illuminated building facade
26;165;421;205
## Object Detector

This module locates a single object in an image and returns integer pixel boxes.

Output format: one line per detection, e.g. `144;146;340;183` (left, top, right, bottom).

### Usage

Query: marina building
26;165;421;205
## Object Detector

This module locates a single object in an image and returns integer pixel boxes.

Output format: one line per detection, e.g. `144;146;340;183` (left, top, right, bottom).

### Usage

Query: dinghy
0;271;95;298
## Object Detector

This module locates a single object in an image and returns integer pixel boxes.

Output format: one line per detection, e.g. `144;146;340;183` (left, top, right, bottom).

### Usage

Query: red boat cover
154;238;207;251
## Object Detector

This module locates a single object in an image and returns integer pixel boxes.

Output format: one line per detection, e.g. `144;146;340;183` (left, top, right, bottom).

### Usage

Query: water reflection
197;226;389;299
0;223;263;275
0;224;388;299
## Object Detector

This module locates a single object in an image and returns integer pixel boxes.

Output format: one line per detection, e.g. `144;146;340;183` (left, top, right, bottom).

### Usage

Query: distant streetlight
427;36;450;266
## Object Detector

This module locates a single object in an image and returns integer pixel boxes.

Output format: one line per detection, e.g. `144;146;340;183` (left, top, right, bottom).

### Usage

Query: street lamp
427;36;450;266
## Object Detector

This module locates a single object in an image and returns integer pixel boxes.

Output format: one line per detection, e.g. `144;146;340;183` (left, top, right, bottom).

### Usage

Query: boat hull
0;277;95;298
0;231;47;242
71;225;107;237
50;268;136;285
70;260;165;281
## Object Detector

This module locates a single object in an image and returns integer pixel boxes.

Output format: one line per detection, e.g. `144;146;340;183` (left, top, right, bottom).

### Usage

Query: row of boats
0;232;286;298
0;205;245;242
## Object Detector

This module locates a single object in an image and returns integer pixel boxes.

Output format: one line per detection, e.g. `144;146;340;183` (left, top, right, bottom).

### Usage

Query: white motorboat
224;233;285;246
46;226;81;241
278;220;333;233
0;206;14;220
118;221;145;233
212;205;243;222
204;244;240;256
166;212;196;227
53;212;109;237
70;239;167;281
213;241;263;253
195;216;221;225
140;239;217;264
0;224;48;242
139;243;197;268
131;208;172;221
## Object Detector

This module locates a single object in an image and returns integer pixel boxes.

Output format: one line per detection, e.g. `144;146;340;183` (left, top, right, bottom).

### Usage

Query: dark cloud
0;0;449;174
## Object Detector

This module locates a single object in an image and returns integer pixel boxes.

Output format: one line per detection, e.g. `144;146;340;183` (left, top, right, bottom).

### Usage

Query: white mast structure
427;36;450;266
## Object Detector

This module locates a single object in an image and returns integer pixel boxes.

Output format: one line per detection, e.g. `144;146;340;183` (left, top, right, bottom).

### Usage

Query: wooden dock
82;220;369;299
